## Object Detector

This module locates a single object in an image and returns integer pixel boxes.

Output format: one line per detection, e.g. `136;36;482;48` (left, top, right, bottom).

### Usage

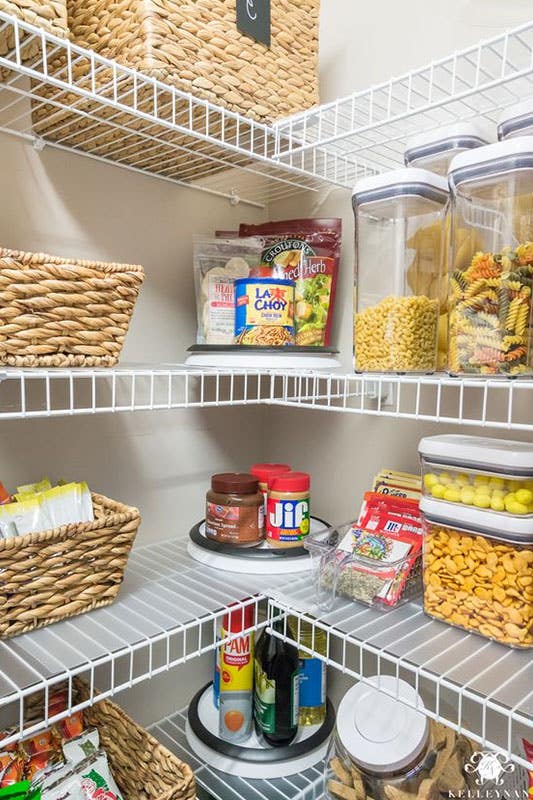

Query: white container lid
418;434;533;475
448;136;533;187
353;168;448;203
420;496;533;542
405;121;493;161
498;99;533;140
336;676;429;774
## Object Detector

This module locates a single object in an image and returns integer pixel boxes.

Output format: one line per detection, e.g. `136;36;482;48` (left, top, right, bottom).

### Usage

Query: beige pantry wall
0;134;268;714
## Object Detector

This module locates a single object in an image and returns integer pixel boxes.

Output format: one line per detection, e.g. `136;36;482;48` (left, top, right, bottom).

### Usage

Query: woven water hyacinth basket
24;679;196;800
66;0;320;122
0;248;144;367
81;683;197;800
0;0;68;79
0;493;140;639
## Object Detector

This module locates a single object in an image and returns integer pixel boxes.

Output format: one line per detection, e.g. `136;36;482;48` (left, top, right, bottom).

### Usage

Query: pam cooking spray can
219;603;254;743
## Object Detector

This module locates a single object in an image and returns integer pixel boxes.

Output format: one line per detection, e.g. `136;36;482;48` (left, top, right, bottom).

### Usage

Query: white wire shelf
0;366;532;431
275;20;533;174
1;533;531;767
0;364;276;419
267;593;533;771
0;538;303;748
0;12;366;209
150;707;325;800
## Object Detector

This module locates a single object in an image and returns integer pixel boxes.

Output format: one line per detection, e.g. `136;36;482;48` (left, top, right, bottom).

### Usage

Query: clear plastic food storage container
404;121;492;175
419;434;533;516
448;137;533;376
498;100;533;140
325;677;458;800
421;496;533;648
304;520;423;611
353;169;448;373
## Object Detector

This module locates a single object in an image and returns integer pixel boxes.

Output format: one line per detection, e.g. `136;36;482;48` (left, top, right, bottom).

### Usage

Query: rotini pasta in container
447;137;533;376
352;169;449;373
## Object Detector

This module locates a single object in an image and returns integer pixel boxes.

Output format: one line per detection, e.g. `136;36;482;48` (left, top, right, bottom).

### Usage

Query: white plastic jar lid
418;434;533;475
336;676;429;774
405;120;493;163
498;99;533;140
420;496;533;542
352;167;448;204
448;135;533;188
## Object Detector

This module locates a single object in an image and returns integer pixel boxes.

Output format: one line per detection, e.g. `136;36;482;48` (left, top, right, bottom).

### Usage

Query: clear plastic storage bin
404;121;492;175
353;169;448;373
419;434;533;516
447;137;533;376
498;100;533;140
421;496;533;648
304;521;422;611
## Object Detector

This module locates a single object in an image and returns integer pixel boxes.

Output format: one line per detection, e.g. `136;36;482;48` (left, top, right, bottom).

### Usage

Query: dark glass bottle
253;613;300;747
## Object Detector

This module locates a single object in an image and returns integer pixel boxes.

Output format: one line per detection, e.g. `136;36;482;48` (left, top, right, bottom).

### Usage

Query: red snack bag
57;711;84;740
23;730;56;757
48;688;68;718
0;752;24;787
24;749;56;781
238;218;342;346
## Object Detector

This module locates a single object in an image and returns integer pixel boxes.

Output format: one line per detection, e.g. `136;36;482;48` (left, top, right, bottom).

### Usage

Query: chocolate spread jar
206;473;264;547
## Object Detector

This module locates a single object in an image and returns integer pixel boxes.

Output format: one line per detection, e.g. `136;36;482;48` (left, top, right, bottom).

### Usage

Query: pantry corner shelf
266;593;533;771
274;19;533;173
0;11;364;209
1;366;533;431
1;535;531;769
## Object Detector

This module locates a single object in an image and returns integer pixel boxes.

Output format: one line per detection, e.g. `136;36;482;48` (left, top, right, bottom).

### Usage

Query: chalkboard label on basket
237;0;271;47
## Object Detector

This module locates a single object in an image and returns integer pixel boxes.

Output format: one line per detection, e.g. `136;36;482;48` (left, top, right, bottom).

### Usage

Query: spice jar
250;463;291;516
325;677;432;800
206;473;264;547
266;471;310;548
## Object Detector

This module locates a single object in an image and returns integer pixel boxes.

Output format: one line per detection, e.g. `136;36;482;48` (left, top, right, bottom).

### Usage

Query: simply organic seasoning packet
238;219;342;347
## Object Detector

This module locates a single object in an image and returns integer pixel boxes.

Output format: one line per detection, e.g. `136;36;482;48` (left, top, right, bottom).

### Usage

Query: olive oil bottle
254;612;300;747
289;617;327;726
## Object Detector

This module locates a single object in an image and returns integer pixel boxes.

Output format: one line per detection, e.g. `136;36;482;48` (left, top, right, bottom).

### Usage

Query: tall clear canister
448;137;533;376
353;169;448;373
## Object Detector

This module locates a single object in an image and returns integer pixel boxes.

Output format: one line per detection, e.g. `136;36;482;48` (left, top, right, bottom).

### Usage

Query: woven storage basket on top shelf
0;248;144;367
0;1;68;79
0;493;140;639
66;0;320;122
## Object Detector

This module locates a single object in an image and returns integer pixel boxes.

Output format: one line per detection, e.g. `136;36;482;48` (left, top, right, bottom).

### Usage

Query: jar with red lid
250;463;291;517
206;473;264;547
267;471;311;549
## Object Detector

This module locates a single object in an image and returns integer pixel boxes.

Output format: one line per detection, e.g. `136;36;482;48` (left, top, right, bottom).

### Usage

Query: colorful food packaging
62;731;99;765
0;481;94;540
193;236;262;345
56;714;84;742
234;277;295;346
0;753;24;788
238;218;342;346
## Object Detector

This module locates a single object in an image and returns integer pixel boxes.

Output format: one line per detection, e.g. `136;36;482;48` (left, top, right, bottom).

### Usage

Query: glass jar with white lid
447;137;533;376
352;169;449;374
325;677;437;800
